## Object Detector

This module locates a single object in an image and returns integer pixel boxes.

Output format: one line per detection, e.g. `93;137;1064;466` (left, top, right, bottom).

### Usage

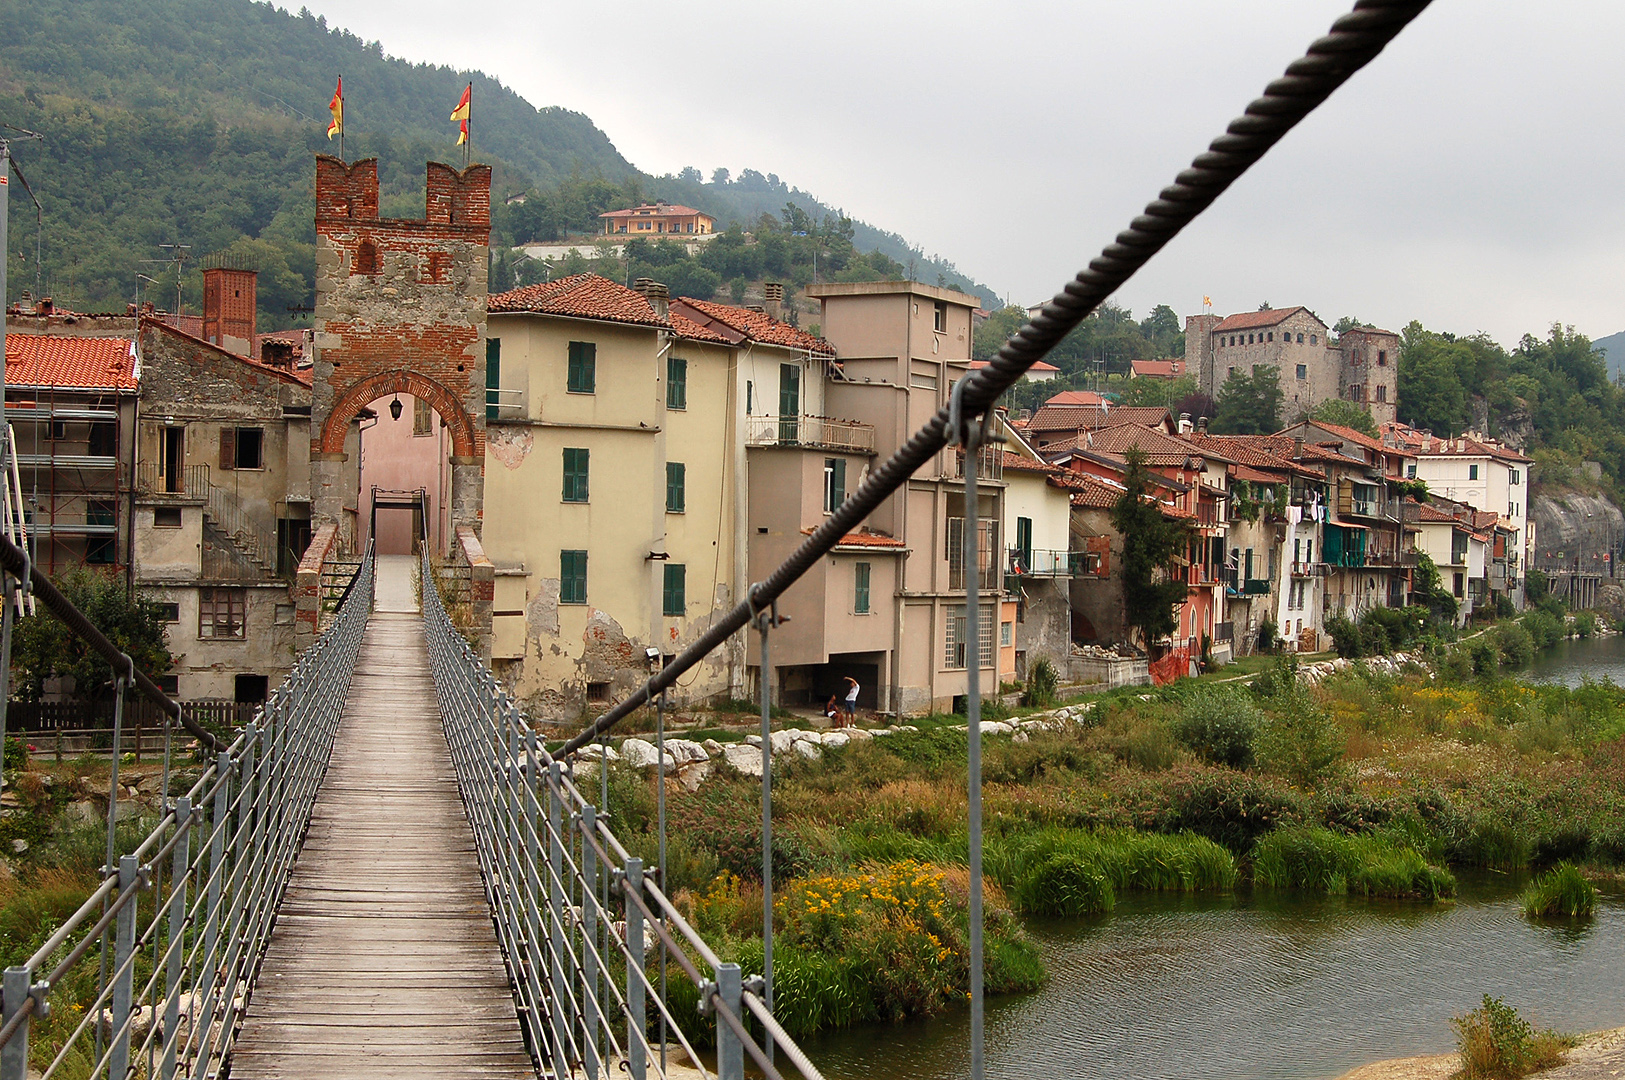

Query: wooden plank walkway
231;608;534;1079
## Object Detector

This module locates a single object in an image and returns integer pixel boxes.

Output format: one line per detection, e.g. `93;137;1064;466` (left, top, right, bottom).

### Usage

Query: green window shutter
823;458;847;512
662;563;686;617
667;356;687;410
568;341;597;394
855;562;871;614
560;550;588;605
562;447;589;502
666;462;685;513
1016;517;1033;565
778;363;800;443
485;338;501;420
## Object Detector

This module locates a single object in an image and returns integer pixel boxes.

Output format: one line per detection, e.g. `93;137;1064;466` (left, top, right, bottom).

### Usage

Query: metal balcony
1007;548;1080;578
745;414;876;453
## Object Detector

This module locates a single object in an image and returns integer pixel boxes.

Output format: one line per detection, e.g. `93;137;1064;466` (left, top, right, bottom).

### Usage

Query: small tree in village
10;568;172;702
1110;450;1191;650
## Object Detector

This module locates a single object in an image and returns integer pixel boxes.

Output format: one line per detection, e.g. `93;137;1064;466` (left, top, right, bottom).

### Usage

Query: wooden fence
5;700;259;762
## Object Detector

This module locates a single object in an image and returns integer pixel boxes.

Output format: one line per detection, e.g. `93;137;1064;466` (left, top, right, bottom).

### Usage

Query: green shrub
1572;611;1598;639
1468;637;1499;676
1254;691;1346;790
1252;825;1455;899
3;737;25;772
1327;613;1363;658
1256;618;1278;653
1520;610;1564;651
1453;995;1572;1079
1251;655;1300;700
1173;686;1262;768
1520;863;1596;919
1152;769;1305;853
989;828;1237;916
1023;656;1059;709
1493;623;1536;669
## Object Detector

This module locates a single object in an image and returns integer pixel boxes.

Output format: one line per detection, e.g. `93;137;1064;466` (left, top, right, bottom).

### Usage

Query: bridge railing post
546;760;570;1072
523;729;547;1070
109;853;140;1080
161;796;191;1080
579;802;600;1080
624;856;645;1080
0;966;33;1080
715;961;743;1080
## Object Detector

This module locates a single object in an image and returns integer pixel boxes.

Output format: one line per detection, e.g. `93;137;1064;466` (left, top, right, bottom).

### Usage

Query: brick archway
308;155;491;544
320;369;478;458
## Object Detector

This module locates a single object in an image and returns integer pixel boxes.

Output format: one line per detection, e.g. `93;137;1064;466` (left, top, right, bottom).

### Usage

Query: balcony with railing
952;444;1004;482
1007;547;1082;579
136;461;209;499
1223;569;1273;596
745;413;876;453
1365;547;1421;568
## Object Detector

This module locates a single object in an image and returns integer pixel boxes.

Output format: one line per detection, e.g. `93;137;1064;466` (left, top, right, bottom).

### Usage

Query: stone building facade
1184;307;1398;426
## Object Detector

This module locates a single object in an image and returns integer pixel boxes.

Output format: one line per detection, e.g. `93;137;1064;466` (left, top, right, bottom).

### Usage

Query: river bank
1337;1026;1625;1080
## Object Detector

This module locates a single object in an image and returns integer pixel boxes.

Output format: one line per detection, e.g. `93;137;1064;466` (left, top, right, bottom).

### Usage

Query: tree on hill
1304;398;1378;436
1211;368;1283;435
1111;451;1191;650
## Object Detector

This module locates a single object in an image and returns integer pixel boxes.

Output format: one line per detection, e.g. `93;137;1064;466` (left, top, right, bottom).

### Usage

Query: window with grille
823;458;846;513
199;587;247;639
662;564;686;617
562;448;589;502
854;562;871;614
944;604;996;669
560;550;587;605
666;462;685;513
567;341;596;394
486;338;502;420
667;356;687;410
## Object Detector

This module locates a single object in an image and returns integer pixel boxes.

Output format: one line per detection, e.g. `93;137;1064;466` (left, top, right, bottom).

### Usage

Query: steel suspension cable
561;0;1434;757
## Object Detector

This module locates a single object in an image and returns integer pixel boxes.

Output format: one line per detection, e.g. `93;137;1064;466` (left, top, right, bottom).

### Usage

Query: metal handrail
0;544;374;1080
421;543;825;1080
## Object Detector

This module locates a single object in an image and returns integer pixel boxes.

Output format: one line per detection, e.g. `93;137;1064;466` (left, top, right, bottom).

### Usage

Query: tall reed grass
986;828;1237;916
1520;863;1596;919
1251;826;1455;899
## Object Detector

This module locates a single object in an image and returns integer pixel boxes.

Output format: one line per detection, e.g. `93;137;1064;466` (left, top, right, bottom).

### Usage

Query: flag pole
340;75;345;161
465;82;472;169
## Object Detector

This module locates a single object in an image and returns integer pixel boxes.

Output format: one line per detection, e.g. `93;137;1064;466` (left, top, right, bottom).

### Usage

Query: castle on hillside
1184;307;1398;426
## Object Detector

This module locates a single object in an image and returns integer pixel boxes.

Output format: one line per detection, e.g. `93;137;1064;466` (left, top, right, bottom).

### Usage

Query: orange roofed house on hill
600;202;715;236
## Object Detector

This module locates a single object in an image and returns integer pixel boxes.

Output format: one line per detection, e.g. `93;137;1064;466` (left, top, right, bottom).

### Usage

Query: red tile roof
1043;390;1107;406
5;335;137;391
1085;423;1235;466
1338;325;1399;339
802;527;906;548
1028;403;1171;434
969;359;1059;374
1000;451;1062;475
142;318;313;387
1409;501;1462;524
1061;472;1128;509
676;298;835;356
1387;425;1533;465
1130;359;1186;378
1213;306;1312;333
668;311;735;345
489;274;667;327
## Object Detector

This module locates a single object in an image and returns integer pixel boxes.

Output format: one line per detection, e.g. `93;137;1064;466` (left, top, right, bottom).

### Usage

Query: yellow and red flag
327;77;343;140
451;83;471;145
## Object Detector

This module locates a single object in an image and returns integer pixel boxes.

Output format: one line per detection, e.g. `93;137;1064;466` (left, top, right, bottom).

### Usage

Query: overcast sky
304;0;1625;346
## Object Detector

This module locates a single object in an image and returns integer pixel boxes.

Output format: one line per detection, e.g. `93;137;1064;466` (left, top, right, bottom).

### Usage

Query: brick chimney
763;282;784;322
632;278;670;320
202;266;257;355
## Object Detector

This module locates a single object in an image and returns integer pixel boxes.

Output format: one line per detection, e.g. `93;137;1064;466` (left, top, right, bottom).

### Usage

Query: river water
802;878;1625;1080
1527;632;1625;687
800;636;1625;1080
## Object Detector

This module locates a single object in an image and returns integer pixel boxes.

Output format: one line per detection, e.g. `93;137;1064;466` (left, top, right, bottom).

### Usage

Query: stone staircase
202;482;279;579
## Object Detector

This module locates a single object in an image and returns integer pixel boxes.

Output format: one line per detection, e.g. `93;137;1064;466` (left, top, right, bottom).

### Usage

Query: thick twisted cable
561;0;1432;757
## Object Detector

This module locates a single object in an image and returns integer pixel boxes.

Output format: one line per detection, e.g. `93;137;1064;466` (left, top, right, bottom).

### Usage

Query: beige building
481;275;756;718
808;281;1013;714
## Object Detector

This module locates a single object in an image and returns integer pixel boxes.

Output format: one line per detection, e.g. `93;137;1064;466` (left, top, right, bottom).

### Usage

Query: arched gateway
309;155;491;545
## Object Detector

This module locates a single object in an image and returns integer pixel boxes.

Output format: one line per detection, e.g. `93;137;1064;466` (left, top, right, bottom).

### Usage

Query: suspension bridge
0;3;1435;1077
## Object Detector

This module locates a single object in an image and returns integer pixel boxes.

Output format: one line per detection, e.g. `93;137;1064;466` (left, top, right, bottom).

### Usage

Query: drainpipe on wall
731;344;749;699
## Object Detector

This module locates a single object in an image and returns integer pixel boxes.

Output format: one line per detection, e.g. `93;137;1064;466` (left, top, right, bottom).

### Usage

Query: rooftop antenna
148;244;192;319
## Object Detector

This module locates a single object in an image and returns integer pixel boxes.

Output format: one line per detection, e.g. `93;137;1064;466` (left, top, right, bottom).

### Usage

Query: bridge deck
231;594;533;1079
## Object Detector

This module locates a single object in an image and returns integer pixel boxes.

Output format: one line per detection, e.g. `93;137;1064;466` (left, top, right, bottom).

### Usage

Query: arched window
1310;334;1318;345
355;238;379;276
